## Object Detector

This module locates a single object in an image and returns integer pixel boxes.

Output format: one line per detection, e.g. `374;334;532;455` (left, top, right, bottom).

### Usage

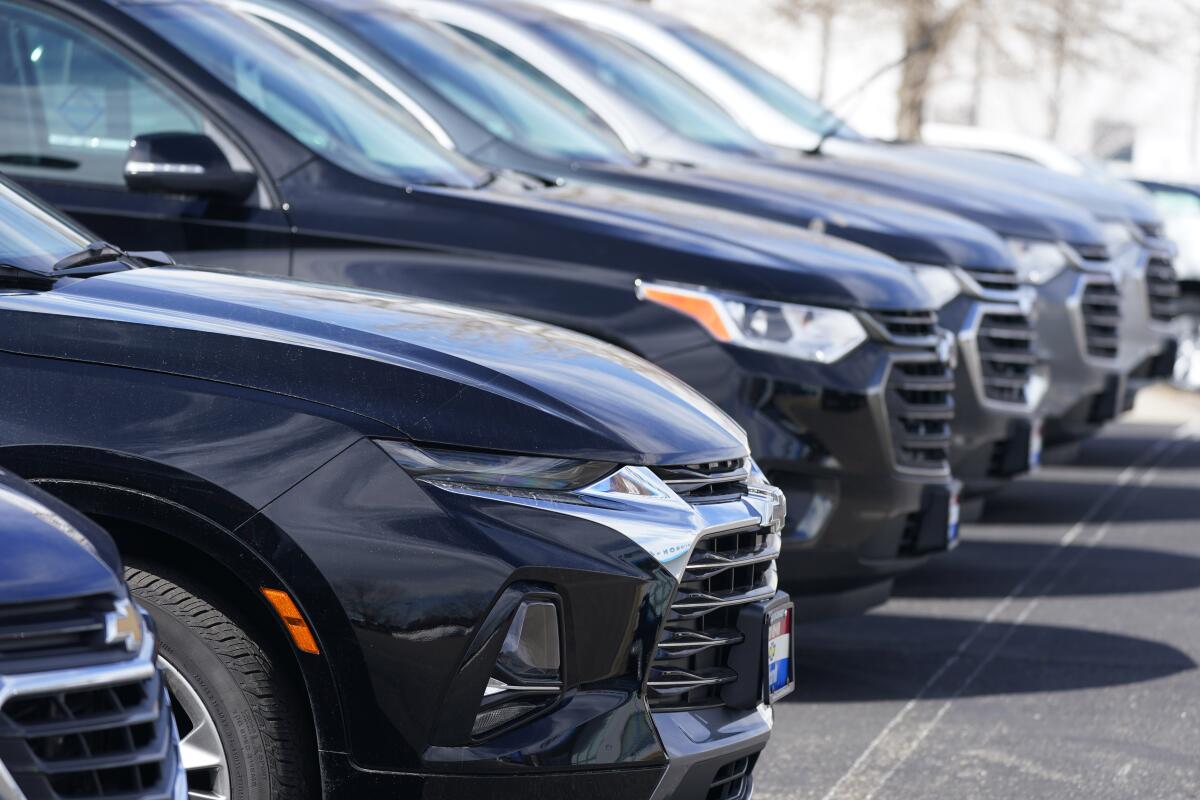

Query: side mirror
124;132;258;203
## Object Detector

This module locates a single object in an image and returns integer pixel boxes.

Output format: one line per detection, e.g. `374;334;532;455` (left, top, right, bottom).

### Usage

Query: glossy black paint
6;0;953;613
0;469;124;603
0;174;760;794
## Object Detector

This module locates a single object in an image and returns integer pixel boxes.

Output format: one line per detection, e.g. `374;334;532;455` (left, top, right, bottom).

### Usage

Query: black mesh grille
1081;279;1122;359
646;524;777;712
978;311;1037;404
1146;255;1181;322
0;595;128;675
707;754;757;800
0;675;179;800
885;358;954;470
870;309;938;341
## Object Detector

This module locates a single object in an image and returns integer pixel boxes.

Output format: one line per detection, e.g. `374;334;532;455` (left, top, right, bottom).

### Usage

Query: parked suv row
0;1;1179;798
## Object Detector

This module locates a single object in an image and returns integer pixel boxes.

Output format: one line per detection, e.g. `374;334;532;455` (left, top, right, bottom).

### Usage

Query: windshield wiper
51;241;174;275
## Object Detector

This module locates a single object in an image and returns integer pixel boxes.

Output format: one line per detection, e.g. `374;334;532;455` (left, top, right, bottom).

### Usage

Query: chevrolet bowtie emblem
937;332;958;369
105;599;144;652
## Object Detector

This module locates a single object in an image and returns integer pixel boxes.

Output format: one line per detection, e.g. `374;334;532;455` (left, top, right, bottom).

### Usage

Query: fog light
471;600;563;737
497;600;560;683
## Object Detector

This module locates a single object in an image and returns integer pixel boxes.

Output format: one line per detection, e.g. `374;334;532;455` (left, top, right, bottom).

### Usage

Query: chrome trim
483;677;562;697
0;630;157;800
955;300;1046;414
425;458;784;583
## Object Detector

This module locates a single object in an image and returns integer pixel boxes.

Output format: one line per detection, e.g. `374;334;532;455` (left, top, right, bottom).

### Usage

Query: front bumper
655;335;956;617
262;438;787;797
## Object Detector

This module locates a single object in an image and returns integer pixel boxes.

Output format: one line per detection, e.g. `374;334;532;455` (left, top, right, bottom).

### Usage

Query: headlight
637;280;867;364
1102;221;1137;255
377;440;616;492
909;265;961;308
1006;239;1070;285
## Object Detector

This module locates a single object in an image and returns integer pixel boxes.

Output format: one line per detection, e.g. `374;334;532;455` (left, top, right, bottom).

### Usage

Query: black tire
125;565;312;800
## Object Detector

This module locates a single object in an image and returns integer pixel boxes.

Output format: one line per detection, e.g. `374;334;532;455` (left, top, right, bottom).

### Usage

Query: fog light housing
472;599;563;737
497;600;560;683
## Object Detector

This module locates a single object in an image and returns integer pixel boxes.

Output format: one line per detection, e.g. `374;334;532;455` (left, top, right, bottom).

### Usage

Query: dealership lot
760;387;1200;800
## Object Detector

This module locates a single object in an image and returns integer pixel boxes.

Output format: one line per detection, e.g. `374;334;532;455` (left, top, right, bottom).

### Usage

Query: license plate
766;604;794;703
947;487;961;545
1029;420;1044;471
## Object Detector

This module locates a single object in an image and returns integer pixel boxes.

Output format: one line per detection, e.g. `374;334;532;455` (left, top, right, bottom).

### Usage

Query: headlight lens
1102;221;1137;255
909;265;962;308
637;281;867;364
1006;239;1070;285
377;440;615;491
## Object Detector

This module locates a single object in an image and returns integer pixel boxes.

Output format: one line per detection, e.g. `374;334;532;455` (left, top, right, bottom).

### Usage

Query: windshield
333;10;633;165
528;19;765;155
0;179;90;272
668;24;861;140
138;4;488;189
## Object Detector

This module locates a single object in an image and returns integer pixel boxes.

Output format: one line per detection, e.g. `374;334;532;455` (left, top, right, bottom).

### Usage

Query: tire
125;565;313;800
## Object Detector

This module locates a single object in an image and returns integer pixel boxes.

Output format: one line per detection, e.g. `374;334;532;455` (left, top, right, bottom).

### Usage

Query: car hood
0;471;124;603
0;268;749;465
473;174;932;311
580;159;1015;271
871;141;1164;229
780;145;1107;248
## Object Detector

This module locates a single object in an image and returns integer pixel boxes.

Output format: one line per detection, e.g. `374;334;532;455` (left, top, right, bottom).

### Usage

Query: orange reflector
639;285;733;342
261;588;320;655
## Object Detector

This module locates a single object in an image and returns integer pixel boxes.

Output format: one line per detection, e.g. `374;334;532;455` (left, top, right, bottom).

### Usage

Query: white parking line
819;424;1195;800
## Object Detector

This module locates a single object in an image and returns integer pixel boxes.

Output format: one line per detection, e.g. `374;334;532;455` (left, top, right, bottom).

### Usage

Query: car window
138;4;489;190
526;20;766;155
449;26;620;139
0;3;205;186
0;179;90;272
1152;188;1200;219
336;10;631;164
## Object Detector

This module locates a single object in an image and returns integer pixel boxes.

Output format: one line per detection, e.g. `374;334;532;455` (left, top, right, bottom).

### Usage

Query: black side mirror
124;132;258;203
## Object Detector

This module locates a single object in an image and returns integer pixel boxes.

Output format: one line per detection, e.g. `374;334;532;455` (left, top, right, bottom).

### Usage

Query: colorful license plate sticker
947;488;961;545
1029;420;1044;471
767;604;794;702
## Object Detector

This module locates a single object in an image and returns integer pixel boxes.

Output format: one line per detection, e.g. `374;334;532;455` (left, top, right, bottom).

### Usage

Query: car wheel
125;566;312;800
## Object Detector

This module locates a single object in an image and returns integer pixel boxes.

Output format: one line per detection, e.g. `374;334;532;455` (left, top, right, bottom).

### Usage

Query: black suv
0;176;791;799
0;469;185;800
1;0;956;617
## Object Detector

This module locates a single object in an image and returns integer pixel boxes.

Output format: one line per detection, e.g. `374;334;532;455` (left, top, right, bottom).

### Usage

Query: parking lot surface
759;387;1200;800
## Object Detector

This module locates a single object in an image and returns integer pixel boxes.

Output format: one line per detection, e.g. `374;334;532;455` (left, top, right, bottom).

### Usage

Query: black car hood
0;470;124;603
872;142;1164;228
774;148;1107;248
0;268;749;465
578;159;1015;271
466;175;932;311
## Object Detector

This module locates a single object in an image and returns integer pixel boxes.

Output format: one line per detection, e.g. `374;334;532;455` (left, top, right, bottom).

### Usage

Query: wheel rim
158;656;231;800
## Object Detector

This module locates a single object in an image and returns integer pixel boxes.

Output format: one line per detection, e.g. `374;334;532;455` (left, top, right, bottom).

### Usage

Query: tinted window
0;3;204;186
336;11;630;164
528;20;764;154
139;4;488;189
0;179;89;271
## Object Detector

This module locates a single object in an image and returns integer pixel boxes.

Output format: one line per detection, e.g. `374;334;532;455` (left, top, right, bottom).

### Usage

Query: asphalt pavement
758;386;1200;800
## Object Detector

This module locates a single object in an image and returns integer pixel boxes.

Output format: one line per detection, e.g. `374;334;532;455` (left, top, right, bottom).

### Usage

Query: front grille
645;515;779;711
869;309;938;341
651;460;748;504
0;674;179;800
977;310;1037;404
885;358;954;471
707;754;757;800
1081;278;1122;359
0;595;127;675
1146;254;1181;322
963;264;1020;294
